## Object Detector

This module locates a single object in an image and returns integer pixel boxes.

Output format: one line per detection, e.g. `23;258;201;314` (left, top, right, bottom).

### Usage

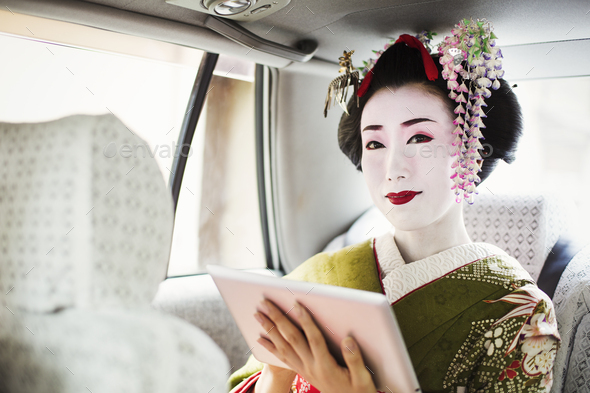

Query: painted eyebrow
402;118;436;127
362;118;436;132
361;125;382;132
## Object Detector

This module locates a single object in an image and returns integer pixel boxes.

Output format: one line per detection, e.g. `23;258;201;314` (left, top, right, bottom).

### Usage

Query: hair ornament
358;31;437;78
357;31;438;98
323;50;360;118
438;18;503;205
395;34;438;81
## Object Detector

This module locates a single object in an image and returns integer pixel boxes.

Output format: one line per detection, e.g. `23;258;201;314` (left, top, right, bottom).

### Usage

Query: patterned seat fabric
552;245;590;393
565;314;590;392
0;114;229;393
463;193;567;282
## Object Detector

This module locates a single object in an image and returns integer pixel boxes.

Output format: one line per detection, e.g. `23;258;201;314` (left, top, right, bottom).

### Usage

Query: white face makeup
360;85;460;232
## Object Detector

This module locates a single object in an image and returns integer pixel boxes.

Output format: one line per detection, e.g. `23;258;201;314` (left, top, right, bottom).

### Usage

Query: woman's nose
385;146;411;182
388;175;405;181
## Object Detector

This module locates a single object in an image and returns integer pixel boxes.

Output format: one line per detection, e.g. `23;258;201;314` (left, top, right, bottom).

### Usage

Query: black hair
338;41;523;184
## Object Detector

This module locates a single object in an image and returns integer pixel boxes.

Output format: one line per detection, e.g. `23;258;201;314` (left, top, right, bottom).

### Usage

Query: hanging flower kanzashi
438;18;504;204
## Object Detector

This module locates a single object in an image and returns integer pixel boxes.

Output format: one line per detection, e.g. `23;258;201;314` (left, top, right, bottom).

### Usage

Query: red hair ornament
357;34;438;98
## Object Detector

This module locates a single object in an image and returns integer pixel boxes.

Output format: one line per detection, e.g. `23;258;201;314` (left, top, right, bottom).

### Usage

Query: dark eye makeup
365;141;384;150
365;134;433;150
408;134;433;144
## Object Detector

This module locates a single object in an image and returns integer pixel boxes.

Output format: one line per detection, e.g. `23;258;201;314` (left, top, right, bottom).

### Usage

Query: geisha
228;19;560;393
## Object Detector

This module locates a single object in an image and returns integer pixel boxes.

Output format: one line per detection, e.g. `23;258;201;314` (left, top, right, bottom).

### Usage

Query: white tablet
207;265;421;393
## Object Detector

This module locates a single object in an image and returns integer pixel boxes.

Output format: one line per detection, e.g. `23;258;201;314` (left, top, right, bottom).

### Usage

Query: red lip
386;191;422;205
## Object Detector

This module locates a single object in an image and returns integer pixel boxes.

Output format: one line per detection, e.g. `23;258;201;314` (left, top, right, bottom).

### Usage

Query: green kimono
228;235;560;393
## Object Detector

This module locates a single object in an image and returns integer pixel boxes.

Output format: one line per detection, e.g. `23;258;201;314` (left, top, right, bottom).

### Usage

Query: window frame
166;56;280;275
168;52;219;212
255;64;281;272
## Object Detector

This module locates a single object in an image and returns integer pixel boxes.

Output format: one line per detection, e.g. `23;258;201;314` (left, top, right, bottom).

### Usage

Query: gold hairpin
323;50;360;118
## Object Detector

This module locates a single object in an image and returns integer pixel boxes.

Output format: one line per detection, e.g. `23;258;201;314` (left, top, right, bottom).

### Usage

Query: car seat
0;114;229;393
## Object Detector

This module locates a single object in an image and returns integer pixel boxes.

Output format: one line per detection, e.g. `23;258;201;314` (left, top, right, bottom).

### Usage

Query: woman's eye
365;141;384;150
408;134;433;144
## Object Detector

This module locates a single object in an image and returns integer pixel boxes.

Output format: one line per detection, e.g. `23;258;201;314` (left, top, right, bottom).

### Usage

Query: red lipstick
386;191;422;205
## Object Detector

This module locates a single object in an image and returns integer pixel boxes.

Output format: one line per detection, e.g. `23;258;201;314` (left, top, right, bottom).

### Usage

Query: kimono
228;233;560;393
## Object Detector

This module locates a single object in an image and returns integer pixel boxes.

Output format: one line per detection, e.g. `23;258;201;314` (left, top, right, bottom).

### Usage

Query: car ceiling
3;0;590;79
84;0;589;61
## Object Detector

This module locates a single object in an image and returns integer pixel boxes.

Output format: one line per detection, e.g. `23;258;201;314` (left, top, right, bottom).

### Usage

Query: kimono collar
374;233;516;304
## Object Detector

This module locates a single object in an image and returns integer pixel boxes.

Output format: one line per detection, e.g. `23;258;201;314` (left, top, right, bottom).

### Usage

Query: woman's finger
254;311;301;369
258;300;312;365
291;303;335;364
341;337;374;389
256;335;277;352
254;311;290;352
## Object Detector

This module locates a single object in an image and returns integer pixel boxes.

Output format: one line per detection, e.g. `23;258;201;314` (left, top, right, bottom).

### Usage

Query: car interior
0;0;589;392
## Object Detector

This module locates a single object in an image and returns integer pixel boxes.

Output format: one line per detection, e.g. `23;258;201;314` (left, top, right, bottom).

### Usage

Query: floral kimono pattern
228;235;560;393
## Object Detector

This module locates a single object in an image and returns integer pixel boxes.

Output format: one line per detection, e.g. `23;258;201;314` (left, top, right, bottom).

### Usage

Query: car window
167;69;266;277
481;76;589;235
0;14;265;277
0;23;199;184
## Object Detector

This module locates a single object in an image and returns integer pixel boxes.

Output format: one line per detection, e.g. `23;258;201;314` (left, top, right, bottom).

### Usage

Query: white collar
373;233;519;304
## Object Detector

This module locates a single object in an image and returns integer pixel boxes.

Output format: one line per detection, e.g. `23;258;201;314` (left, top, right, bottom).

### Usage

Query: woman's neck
393;205;472;264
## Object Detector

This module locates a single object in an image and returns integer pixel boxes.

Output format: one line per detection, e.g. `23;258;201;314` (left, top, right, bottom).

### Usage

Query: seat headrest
463;193;567;280
0;114;174;312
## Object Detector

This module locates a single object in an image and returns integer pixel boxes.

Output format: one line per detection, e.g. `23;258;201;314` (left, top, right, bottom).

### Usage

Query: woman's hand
254;299;377;393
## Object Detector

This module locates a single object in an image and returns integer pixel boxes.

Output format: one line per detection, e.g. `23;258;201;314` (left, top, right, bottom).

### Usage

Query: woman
228;19;560;393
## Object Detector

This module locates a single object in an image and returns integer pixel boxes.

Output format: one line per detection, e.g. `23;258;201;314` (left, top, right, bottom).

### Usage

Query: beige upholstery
552;245;590;393
463;193;567;281
0;114;229;393
153;274;257;374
